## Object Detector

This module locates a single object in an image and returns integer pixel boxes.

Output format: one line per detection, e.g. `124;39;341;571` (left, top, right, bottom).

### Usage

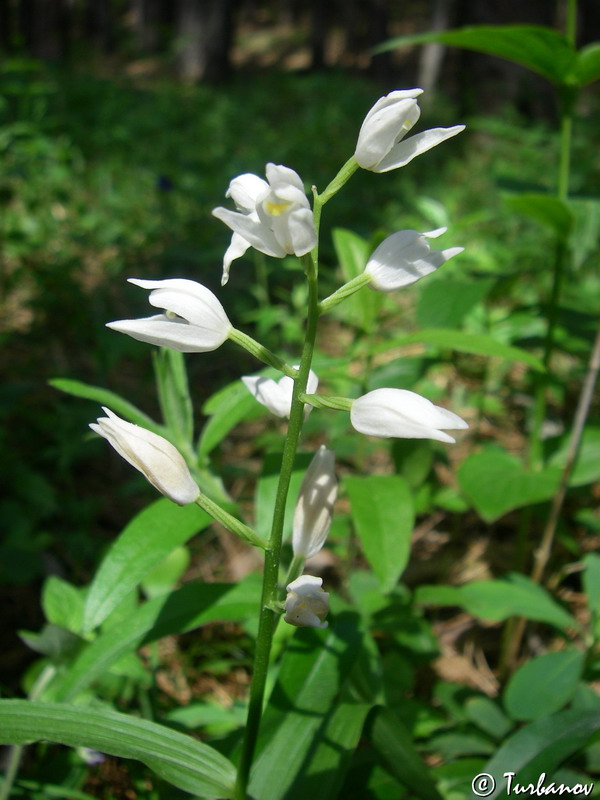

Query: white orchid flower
292;446;337;559
212;163;317;284
351;388;468;443
242;368;318;419
355;89;465;173
284;575;329;629
107;278;232;352
90;408;200;505
365;228;463;291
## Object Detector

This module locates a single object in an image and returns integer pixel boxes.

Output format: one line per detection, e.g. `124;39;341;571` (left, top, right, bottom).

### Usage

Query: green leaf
332;227;382;333
0;700;236;799
49;378;163;434
153;348;194;445
249;613;364;800
42;576;85;634
475;708;600;799
548;426;600;487
573;42;600;86
255;452;312;543
373;329;545;371
83;499;212;632
367;706;444;800
374;26;576;86
417;278;495;330
504;650;585;721
140;545;190;599
465;697;512;740
345;476;415;594
198;378;262;458
459;448;561;522
416;573;578;632
504;193;573;238
51;577;261;702
583;553;600;617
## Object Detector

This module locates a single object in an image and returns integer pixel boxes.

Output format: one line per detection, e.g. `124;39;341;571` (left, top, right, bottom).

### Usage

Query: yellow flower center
264;199;290;217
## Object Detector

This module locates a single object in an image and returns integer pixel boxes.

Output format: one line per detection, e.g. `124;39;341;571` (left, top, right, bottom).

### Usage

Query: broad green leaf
474;709;600;799
8;780;98;800
416;574;578;632
49;378;162;434
574;42;600;86
153;348;193;444
51;576;261;702
375;26;576;86
276;702;372;800
198;378;263;458
42;576;85;634
346;475;415;594
255;451;312;542
459;448;561;522
165;700;247;736
83;499;212;632
417;278;495;330
141;545;190;599
332;227;381;333
504;193;573;238
548;426;600;487
504;650;585;721
373;329;544;371
249;613;364;800
583;553;600;617
0;700;236;799
367;706;444;800
427;732;495;758
465;697;512;740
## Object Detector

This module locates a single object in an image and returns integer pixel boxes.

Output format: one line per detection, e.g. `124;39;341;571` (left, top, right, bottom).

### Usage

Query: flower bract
292;445;337;559
365;228;463;291
212;163;317;284
355;89;464;173
242;368;318;419
351;388;468;443
284;575;329;629
107;278;232;352
90;407;200;505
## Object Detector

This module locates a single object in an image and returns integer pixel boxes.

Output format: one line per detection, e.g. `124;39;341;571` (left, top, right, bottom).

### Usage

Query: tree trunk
176;0;234;83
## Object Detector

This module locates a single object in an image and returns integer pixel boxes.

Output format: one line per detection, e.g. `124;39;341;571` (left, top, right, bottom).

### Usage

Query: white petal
355;96;421;169
221;232;252;286
286;207;318;256
265;163;305;193
107;314;229;352
351;388;468;443
241;375;290;418
91;408;200;505
226;173;269;211
366;230;462;292
129;278;230;332
293;445;337;559
212;207;286;258
373;125;465;172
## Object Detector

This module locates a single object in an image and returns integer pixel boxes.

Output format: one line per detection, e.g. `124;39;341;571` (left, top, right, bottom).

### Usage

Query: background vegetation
1;1;599;798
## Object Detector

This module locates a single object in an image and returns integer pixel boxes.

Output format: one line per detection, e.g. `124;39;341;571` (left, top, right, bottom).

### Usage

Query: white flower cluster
91;89;468;629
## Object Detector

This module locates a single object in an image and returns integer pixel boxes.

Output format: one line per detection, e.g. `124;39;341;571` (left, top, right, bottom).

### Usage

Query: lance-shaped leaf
0;700;236;799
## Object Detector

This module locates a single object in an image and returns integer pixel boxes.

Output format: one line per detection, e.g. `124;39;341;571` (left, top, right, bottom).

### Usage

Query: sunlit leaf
0;700;236;799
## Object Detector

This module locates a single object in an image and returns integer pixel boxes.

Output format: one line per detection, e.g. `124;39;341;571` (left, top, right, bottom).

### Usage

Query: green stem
234;258;321;800
319;273;372;315
194;493;267;549
229;328;298;378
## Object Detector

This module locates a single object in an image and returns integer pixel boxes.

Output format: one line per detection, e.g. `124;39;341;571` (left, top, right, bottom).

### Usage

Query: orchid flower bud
213;163;317;284
242;368;318;419
284;575;329;629
365;228;463;291
351;388;468;443
355;89;464;173
107;278;232;352
90;407;200;505
292;446;337;559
